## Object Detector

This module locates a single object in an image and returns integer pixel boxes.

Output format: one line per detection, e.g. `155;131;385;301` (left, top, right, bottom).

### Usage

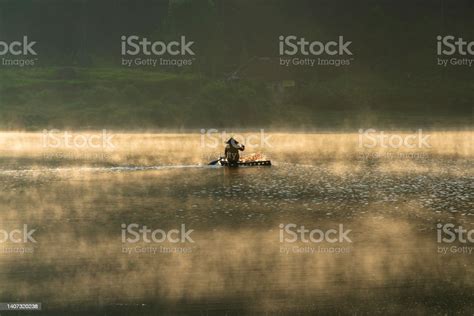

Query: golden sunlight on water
0;131;472;314
0;130;471;167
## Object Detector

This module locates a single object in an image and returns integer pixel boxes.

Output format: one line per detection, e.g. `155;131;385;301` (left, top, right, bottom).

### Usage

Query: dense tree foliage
0;0;472;129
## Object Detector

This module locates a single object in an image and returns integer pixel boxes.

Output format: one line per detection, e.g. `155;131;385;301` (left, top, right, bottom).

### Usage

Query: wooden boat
209;157;271;167
219;159;271;167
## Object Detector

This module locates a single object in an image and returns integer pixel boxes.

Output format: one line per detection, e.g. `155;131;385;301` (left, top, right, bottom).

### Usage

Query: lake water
0;132;472;315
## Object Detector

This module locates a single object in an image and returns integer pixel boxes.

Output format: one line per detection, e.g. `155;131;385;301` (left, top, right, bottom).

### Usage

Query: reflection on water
0;132;473;314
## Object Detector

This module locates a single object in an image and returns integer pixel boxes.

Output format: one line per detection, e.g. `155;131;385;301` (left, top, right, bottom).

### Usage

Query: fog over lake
0;132;472;315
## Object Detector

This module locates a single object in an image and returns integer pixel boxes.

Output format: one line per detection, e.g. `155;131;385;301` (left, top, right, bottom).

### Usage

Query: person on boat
225;137;245;165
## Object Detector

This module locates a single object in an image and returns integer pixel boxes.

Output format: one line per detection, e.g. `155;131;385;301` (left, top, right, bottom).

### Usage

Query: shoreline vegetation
0;67;471;131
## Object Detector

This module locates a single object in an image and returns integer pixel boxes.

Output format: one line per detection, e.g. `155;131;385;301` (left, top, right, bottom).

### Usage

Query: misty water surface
0;132;472;315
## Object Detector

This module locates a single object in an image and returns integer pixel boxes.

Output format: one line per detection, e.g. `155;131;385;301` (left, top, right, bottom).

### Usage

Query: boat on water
219;159;271;167
209;157;271;167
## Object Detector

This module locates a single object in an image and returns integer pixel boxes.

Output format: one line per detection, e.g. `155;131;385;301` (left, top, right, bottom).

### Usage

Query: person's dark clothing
225;143;245;163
